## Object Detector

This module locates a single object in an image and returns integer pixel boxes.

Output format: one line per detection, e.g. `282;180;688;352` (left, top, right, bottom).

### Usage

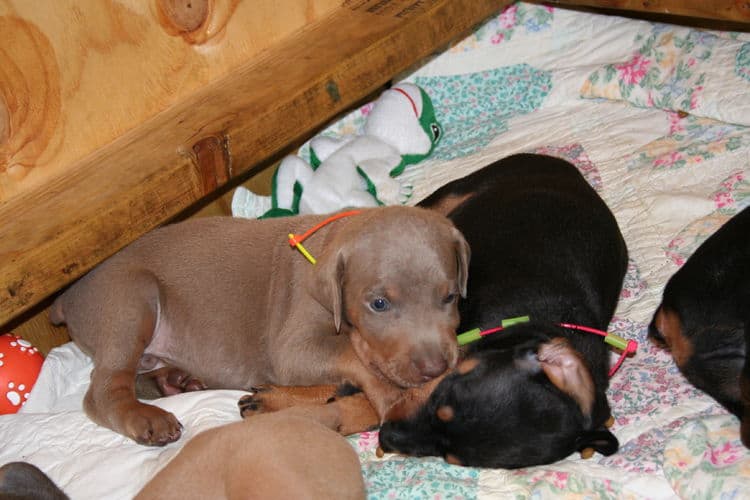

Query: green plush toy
232;83;442;218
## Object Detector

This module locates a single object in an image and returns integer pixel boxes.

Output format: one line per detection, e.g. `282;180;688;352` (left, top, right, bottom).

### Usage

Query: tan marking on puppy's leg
326;392;379;435
259;384;340;404
238;384;340;418
655;308;693;367
445;454;463;466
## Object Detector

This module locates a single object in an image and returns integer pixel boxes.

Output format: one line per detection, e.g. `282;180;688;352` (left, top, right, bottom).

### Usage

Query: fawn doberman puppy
0;405;367;500
50;205;469;445
241;154;629;469
649;206;750;448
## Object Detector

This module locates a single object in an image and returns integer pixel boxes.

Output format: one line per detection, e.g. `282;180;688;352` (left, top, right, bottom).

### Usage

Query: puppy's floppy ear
311;247;345;332
452;227;470;298
537;338;596;426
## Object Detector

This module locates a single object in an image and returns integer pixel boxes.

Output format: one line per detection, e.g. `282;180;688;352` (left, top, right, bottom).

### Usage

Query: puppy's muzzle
411;352;449;381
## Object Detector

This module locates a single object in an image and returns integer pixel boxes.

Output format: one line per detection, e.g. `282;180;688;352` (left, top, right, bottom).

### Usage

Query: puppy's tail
48;297;65;326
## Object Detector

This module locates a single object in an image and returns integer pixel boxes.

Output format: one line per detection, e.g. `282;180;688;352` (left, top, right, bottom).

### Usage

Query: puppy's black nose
378;423;400;453
413;354;448;380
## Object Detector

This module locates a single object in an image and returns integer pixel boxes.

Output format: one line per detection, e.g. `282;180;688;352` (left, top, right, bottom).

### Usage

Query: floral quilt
2;3;749;499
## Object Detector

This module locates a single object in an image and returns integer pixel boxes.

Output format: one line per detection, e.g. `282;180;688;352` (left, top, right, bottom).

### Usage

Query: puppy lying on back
50;206;469;445
649;206;749;447
377;154;628;468
0;405;366;500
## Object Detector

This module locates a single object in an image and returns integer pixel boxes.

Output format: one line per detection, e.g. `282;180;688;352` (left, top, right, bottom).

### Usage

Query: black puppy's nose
378;423;401;453
413;354;448;380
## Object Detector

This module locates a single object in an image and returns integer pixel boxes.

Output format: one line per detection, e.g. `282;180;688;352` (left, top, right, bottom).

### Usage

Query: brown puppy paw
238;384;340;418
237;387;294;418
238;394;262;418
121;402;183;446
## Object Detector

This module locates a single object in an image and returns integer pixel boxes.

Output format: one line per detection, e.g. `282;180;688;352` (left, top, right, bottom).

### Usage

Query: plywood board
0;0;511;326
543;0;750;23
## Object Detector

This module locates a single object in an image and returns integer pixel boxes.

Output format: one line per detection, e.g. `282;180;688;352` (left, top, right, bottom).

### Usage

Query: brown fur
136;406;366;500
0;406;366;500
653;307;694;368
51;206;469;445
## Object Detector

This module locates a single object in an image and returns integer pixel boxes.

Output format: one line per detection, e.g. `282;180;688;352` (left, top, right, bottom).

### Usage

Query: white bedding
2;3;749;498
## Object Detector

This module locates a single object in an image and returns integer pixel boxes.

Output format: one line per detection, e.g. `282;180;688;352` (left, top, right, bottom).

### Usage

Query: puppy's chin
349;329;452;388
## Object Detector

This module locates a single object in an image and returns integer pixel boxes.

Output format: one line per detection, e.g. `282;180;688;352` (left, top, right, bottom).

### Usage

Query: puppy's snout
412;353;448;381
378;422;403;453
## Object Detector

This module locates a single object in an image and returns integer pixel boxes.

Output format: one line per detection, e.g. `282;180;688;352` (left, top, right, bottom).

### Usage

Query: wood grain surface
0;0;511;327
0;0;342;201
543;0;750;22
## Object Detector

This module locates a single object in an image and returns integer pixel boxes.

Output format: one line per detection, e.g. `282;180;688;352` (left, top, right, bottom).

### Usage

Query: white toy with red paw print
0;333;44;414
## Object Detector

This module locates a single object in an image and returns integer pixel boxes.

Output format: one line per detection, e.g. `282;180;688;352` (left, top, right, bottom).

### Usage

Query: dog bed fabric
2;3;749;498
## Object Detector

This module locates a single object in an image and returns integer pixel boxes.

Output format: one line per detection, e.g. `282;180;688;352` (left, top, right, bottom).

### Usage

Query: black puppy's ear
452;227;470;298
537;338;595;423
311;247;345;332
575;429;619;458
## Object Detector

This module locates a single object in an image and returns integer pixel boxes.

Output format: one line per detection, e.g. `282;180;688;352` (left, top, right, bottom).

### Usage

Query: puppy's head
378;326;618;468
312;206;470;387
649;305;747;439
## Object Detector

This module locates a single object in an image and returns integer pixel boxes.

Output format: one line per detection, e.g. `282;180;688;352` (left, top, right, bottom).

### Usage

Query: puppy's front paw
122;402;182;446
237;384;339;418
238;386;287;418
238;393;262;418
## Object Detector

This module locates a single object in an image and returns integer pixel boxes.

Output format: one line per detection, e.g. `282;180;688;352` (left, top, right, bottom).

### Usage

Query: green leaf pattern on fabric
415;65;552;160
737;42;750;81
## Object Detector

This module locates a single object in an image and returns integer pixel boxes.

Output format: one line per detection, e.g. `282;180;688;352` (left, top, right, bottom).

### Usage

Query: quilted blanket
2;3;749;498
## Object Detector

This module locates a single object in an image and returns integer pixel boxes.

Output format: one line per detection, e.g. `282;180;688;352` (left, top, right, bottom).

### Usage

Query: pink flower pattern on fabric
616;54;651;85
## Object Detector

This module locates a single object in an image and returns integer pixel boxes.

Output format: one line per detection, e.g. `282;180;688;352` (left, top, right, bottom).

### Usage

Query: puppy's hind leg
136;364;207;399
65;271;182;446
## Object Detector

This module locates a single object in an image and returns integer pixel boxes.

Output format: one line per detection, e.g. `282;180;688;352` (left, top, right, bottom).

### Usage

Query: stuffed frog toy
232;83;442;218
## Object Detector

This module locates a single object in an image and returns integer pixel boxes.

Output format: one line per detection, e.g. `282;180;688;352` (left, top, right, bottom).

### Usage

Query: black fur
378;154;628;468
648;206;749;446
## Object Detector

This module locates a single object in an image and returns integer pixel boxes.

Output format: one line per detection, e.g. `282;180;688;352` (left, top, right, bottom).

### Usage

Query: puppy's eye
443;292;457;305
370;297;391;312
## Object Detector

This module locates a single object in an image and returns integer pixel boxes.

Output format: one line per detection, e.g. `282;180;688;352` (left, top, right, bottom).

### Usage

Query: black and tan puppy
649;206;749;447
376;154;628;468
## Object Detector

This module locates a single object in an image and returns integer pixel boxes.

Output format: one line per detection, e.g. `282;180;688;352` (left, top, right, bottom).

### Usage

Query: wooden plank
0;0;342;201
0;0;511;326
542;0;750;23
